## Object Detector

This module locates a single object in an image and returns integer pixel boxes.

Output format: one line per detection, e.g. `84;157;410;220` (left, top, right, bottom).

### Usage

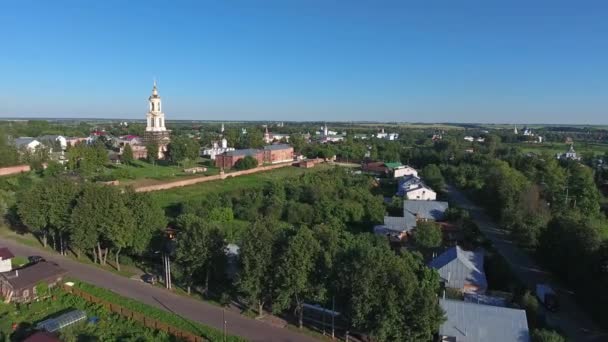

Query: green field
511;142;608;156
152;163;335;210
103;159;221;185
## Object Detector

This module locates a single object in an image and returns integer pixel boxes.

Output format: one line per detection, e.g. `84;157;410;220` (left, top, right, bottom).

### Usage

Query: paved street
447;185;607;341
0;238;318;342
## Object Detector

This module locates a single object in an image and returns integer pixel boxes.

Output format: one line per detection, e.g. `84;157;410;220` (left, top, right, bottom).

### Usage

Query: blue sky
1;1;607;124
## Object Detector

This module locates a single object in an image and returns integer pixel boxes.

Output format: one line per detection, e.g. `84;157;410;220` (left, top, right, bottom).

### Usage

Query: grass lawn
11;256;28;268
103;159;221;186
0;288;174;341
152;163;336;210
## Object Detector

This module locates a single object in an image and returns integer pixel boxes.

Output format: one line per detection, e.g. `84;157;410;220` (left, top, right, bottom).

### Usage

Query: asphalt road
0;238;318;342
447;185;607;341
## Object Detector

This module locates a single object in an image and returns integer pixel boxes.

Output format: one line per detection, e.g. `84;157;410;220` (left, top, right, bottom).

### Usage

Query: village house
429;246;487;294
362;162;417;179
38;135;68;151
397;175;437;200
438;299;530;342
404;184;436;200
373;216;410;241
0;260;67;303
374;200;449;241
14;137;42;151
0;247;14;272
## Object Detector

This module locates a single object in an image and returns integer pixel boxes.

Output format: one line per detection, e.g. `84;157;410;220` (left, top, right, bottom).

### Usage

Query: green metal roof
384;162;403;169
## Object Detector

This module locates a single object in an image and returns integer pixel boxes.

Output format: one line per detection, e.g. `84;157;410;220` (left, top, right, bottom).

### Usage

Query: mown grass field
510;142;608;156
152;163;336;210
105;159;221;186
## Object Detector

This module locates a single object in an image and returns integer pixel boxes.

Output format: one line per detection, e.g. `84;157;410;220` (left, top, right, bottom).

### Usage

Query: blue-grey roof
381;216;407;232
224;149;261;157
464;293;507;307
403;200;448;221
397;175;425;196
429;246;487;292
439;299;529;342
263;144;292;151
13;137;39;147
38;135;64;141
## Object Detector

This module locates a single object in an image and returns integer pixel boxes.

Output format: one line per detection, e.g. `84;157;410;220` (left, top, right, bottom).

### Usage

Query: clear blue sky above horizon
1;1;607;124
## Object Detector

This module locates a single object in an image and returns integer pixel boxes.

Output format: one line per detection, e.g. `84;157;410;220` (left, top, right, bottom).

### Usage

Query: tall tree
125;190;167;255
238;219;284;317
414;221;442;249
17;178;79;250
146;141;159;164
274;227;323;328
0;131;19;167
421;164;445;190
70;184;135;267
167;135;200;166
175;214;226;295
334;235;443;341
122;144;134;165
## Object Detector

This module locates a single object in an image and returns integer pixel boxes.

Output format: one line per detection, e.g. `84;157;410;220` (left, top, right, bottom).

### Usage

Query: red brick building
263;144;294;164
215;149;264;169
215;145;294;169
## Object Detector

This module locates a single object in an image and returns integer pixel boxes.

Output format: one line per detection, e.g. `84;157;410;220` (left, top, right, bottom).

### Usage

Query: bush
233;156;258;170
532;329;565;342
414;221;442;249
111;168;135;180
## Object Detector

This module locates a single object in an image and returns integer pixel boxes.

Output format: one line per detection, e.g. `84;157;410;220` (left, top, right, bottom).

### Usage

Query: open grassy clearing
511;142;608;156
103;159;221;185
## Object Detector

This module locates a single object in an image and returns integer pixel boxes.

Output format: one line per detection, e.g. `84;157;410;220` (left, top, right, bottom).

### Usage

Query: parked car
142;274;157;285
536;284;559;312
28;255;45;264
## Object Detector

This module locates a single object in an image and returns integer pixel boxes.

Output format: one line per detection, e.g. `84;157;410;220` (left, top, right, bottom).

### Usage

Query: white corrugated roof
439;299;529;342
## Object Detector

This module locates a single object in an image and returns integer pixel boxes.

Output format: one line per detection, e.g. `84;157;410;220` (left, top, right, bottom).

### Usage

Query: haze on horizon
1;1;607;124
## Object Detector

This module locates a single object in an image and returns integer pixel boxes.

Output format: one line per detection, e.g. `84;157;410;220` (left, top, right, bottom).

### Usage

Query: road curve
447;185;607;342
0;238;318;342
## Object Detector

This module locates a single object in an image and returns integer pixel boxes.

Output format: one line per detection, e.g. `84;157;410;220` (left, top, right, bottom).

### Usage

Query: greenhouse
36;310;87;332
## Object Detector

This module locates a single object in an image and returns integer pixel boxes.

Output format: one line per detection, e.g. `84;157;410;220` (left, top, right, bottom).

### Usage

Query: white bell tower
146;81;167;132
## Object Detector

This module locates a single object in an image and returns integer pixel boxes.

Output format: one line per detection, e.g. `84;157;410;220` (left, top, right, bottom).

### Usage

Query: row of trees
17;178;166;271
171;215;444;341
441;139;608;328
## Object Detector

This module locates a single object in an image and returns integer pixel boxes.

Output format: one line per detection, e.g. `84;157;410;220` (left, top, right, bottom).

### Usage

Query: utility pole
223;308;227;342
331;296;335;340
